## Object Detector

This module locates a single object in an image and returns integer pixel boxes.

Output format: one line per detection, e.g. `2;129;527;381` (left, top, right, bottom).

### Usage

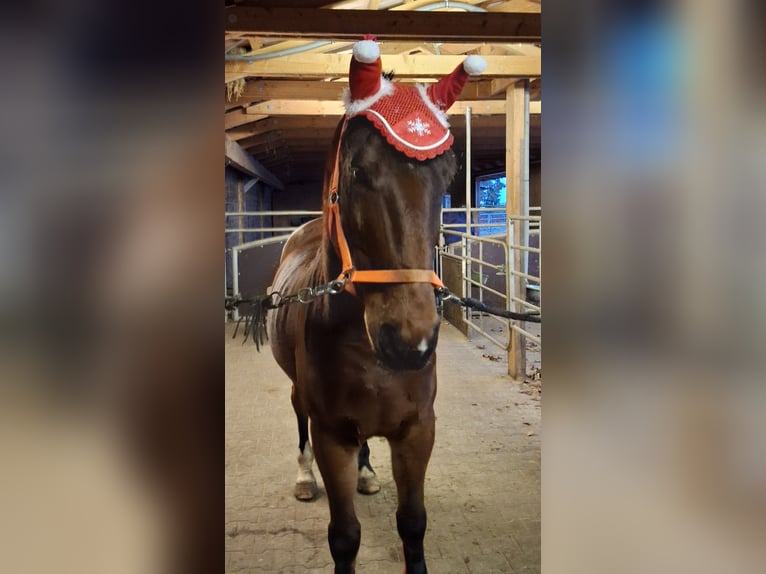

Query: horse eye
350;166;369;185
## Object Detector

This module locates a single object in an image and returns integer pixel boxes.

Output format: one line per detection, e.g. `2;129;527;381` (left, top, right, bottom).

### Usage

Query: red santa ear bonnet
344;37;487;160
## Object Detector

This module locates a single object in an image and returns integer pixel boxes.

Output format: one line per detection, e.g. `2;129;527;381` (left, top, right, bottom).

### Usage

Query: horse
266;39;486;573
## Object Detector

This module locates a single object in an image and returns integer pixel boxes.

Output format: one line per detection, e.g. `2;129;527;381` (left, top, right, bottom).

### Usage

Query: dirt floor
225;320;540;573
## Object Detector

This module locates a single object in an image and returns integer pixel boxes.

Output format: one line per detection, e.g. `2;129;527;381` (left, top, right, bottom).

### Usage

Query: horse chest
305;335;436;441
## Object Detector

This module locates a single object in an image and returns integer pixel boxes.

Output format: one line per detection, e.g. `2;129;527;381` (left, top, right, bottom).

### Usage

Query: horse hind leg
356;440;381;495
292;385;318;501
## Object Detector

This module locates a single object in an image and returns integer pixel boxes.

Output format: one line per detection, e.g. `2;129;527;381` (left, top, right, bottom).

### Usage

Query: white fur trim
416;83;450;128
364;108;451;151
353;40;380;64
463;55;487;75
343;76;394;115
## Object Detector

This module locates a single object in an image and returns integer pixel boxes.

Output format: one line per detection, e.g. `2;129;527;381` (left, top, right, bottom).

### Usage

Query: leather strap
326;118;444;293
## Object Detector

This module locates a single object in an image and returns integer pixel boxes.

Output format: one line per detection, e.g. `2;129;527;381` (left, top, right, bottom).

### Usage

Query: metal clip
328;279;346;294
297;287;314;303
435;287;461;304
265;292;283;309
435;287;451;300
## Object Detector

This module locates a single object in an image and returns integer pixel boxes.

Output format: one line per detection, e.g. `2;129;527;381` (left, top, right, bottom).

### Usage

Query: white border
363;109;451;151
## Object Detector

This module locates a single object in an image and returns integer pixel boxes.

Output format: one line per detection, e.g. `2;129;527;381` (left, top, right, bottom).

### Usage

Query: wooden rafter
225;110;268;130
481;0;541;13
224;78;525;106
243;99;540;116
227;116;342;140
227;113;523;140
226;54;540;82
225;7;540;42
225;134;284;190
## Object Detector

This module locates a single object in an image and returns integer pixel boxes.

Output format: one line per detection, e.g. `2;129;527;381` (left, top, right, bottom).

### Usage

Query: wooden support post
506;81;528;380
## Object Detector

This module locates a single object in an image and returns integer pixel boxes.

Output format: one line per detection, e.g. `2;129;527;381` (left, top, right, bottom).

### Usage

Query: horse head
327;38;486;371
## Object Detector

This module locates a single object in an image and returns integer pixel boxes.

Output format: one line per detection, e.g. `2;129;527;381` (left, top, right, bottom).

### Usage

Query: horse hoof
294;480;318;501
357;467;381;495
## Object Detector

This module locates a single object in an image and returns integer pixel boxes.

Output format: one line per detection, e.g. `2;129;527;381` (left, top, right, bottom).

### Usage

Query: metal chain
228;277;349;350
229;282;540;350
262;277;348;309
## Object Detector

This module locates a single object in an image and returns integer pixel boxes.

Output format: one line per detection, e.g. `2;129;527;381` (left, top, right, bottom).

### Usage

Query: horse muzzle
375;321;439;371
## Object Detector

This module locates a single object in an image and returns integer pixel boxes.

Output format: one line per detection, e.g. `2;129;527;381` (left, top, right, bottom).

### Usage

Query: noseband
325;118;444;295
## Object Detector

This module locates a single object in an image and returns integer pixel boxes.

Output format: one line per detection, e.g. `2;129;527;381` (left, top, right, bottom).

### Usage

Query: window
475;173;506;236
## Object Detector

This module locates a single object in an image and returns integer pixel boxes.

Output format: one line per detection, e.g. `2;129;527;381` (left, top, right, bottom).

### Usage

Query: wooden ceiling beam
226;54;539;81
238;131;285;150
233;80;347;103
244;99;540;116
225;7;540;42
225;134;284;190
225;78;520;106
227;116;342;141
482;0;541;14
225;109;268;130
232;1;344;8
227;113;530;142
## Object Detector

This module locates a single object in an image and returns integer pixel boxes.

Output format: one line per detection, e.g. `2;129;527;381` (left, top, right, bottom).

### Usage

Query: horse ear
349;38;382;102
427;55;488;111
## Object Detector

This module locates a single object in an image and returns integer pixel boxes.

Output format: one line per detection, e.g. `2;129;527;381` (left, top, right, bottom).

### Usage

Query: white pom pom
463;55;487;75
353;40;380;64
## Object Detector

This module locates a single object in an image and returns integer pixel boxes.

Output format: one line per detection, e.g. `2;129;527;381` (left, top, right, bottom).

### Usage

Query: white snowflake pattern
406;117;431;136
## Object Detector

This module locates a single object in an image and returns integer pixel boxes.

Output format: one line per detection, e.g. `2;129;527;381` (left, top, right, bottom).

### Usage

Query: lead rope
227;284;540;349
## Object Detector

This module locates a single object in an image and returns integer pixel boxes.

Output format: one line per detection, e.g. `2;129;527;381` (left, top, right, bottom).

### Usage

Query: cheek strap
325;119;444;295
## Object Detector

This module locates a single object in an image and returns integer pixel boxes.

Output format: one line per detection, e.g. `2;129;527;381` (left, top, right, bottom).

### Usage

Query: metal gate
225;210;321;321
437;207;541;381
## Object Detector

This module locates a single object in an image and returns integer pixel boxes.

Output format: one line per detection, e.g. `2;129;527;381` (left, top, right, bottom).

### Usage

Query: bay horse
266;39;486;573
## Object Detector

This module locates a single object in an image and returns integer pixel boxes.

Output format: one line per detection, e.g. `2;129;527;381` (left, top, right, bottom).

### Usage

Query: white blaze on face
417;338;428;355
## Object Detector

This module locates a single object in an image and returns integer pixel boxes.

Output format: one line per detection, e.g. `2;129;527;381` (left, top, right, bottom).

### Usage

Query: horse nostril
378;323;401;354
376;323;436;371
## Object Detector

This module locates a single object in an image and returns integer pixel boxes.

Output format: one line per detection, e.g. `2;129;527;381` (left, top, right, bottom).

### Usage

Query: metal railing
437;207;541;380
224;207;541;379
440;229;512;350
224;210;322;236
225;210;322;321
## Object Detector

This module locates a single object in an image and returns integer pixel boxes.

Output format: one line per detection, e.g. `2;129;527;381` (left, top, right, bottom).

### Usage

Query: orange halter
325;119;444;295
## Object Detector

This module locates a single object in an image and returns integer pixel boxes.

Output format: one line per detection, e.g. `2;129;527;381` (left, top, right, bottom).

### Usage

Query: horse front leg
310;423;362;574
390;415;435;574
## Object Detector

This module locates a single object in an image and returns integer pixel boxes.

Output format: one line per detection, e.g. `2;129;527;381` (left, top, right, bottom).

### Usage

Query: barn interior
224;0;541;233
224;3;542;572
